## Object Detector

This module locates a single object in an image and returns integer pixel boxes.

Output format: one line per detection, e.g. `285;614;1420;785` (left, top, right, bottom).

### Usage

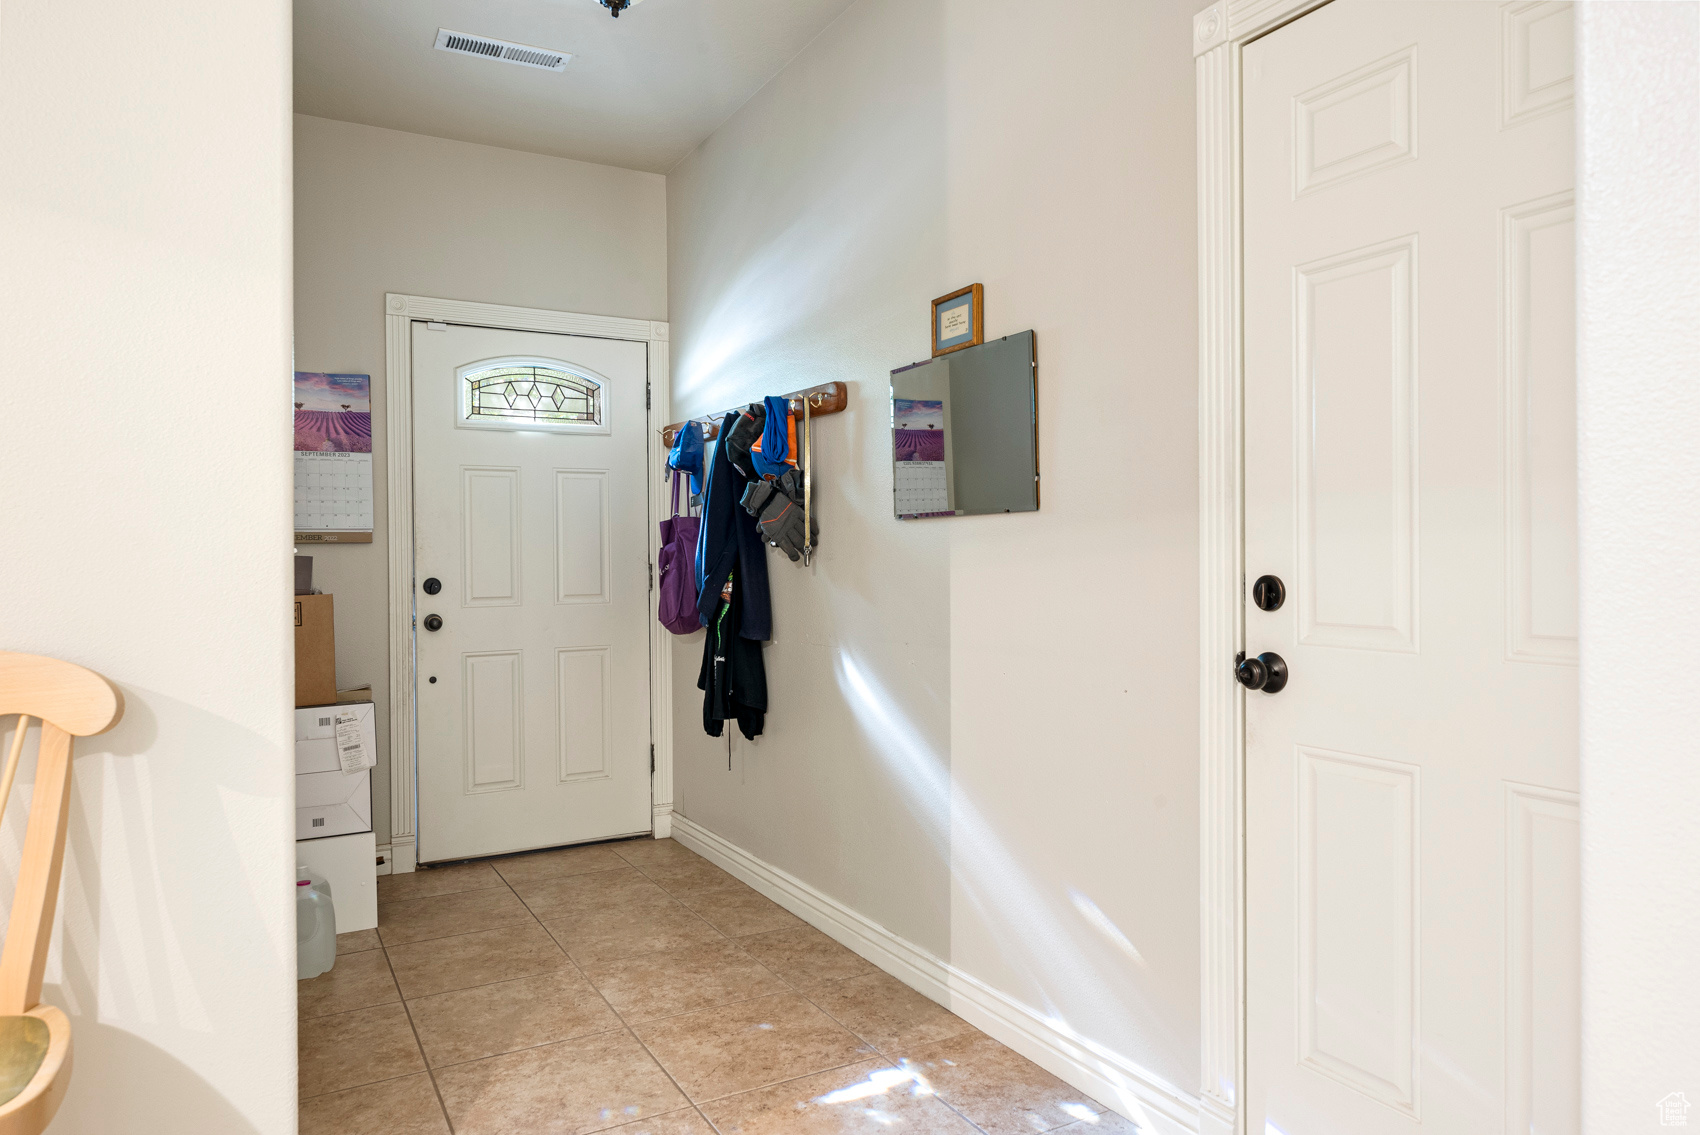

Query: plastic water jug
296;867;336;980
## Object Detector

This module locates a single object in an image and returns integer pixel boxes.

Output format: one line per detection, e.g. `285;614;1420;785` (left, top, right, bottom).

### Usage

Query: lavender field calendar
893;398;952;517
294;372;374;542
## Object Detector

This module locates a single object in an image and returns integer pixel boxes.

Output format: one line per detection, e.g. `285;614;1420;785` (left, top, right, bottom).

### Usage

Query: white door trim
1192;4;1329;1133
382;292;674;874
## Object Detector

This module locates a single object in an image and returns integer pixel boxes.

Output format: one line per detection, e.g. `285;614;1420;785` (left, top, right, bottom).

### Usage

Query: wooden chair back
0;654;122;1015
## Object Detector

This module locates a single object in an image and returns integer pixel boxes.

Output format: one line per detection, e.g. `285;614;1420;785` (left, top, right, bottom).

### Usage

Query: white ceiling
294;0;857;174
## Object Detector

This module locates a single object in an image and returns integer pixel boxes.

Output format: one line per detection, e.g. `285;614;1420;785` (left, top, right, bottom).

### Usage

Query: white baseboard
669;815;1201;1135
1197;1097;1235;1135
651;802;674;839
385;837;417;875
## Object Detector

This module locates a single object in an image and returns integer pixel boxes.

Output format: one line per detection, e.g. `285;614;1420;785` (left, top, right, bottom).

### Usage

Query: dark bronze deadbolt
1235;650;1288;693
429;676;437;684
422;577;442;595
1252;575;1285;612
423;614;443;632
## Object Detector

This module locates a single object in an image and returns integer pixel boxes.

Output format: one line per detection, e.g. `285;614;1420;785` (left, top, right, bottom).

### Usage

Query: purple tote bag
657;472;702;634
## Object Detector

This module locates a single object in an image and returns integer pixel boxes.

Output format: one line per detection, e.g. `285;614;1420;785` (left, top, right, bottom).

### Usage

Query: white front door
1244;3;1578;1133
412;322;653;862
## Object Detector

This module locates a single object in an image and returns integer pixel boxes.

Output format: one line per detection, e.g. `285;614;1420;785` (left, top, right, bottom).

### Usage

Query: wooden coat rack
660;381;847;448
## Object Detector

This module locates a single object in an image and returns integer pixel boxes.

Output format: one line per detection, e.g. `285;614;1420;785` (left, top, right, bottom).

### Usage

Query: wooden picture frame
931;283;984;357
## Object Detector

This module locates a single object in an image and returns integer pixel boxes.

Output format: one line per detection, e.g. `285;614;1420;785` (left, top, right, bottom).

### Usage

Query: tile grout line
613;985;802;1031
616;1019;707;1130
387;876;744;1010
686;1053;889;1110
379;869;625;909
594;843;882;1132
383;942;460;1135
296;1066;440;1104
612;848;974;1126
598;864;921;1127
398;960;580;1005
416;1023;631;1074
387;856;560;1134
379;857;574;948
298;945;458;1128
330;844;657;1129
490;854;738;1135
297;959;407;1021
774;960;997;1134
383;856;571;990
430;858;631;1129
366;843;1002;1134
378;917;538;951
552;875;711;1135
637;826;1056;1132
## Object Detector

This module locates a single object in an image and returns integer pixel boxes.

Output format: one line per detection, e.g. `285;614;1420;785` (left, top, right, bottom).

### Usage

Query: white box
297;831;378;933
296;702;374;840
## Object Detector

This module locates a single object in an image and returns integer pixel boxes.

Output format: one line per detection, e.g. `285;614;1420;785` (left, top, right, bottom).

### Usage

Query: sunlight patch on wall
834;649;1178;1126
673;153;926;413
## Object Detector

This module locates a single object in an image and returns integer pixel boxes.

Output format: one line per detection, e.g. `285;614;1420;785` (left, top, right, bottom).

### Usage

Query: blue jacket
695;411;772;640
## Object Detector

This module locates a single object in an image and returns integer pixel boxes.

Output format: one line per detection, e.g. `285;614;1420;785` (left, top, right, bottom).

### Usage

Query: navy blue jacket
695;411;772;640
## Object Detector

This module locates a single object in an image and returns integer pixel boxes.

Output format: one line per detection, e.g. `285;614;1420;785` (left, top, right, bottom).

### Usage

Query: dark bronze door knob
423;614;443;632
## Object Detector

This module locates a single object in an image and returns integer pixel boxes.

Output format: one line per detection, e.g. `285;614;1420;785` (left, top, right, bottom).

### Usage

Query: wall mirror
890;330;1037;519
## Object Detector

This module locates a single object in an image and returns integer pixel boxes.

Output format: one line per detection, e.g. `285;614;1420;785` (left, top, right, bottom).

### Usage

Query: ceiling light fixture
598;0;646;17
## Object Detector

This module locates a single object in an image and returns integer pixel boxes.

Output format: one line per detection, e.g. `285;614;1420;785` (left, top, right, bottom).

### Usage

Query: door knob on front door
423;614;443;632
1236;651;1288;693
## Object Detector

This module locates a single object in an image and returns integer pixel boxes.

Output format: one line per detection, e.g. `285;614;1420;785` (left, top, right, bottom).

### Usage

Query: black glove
773;466;804;503
723;404;765;480
740;479;776;518
757;494;820;562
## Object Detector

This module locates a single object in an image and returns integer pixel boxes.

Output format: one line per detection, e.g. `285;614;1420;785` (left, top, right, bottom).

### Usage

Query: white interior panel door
412;323;651;862
1243;3;1577;1133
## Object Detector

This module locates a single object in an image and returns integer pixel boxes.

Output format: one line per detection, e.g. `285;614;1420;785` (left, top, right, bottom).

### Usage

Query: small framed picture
931;283;984;357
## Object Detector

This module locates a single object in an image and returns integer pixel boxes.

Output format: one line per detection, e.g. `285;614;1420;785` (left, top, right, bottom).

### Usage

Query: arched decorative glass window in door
459;361;605;431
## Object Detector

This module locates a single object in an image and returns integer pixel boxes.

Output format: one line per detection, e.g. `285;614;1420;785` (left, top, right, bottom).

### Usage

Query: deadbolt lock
1252;575;1285;612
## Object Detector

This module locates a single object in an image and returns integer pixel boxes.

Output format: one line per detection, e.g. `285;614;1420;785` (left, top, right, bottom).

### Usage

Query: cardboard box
295;593;336;708
295;701;373;840
295;769;372;840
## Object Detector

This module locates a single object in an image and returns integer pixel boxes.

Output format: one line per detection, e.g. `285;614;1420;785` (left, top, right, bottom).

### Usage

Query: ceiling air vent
434;29;572;72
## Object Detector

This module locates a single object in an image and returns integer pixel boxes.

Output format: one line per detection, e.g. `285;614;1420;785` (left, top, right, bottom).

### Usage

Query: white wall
0;1;296;1132
667;0;1200;1102
666;0;955;962
294;115;668;850
1576;2;1700;1125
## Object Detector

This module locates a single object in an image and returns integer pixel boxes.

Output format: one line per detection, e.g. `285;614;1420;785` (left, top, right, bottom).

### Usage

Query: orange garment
747;405;799;470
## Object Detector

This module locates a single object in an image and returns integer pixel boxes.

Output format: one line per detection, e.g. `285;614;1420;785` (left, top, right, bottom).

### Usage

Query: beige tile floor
298;837;1139;1135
